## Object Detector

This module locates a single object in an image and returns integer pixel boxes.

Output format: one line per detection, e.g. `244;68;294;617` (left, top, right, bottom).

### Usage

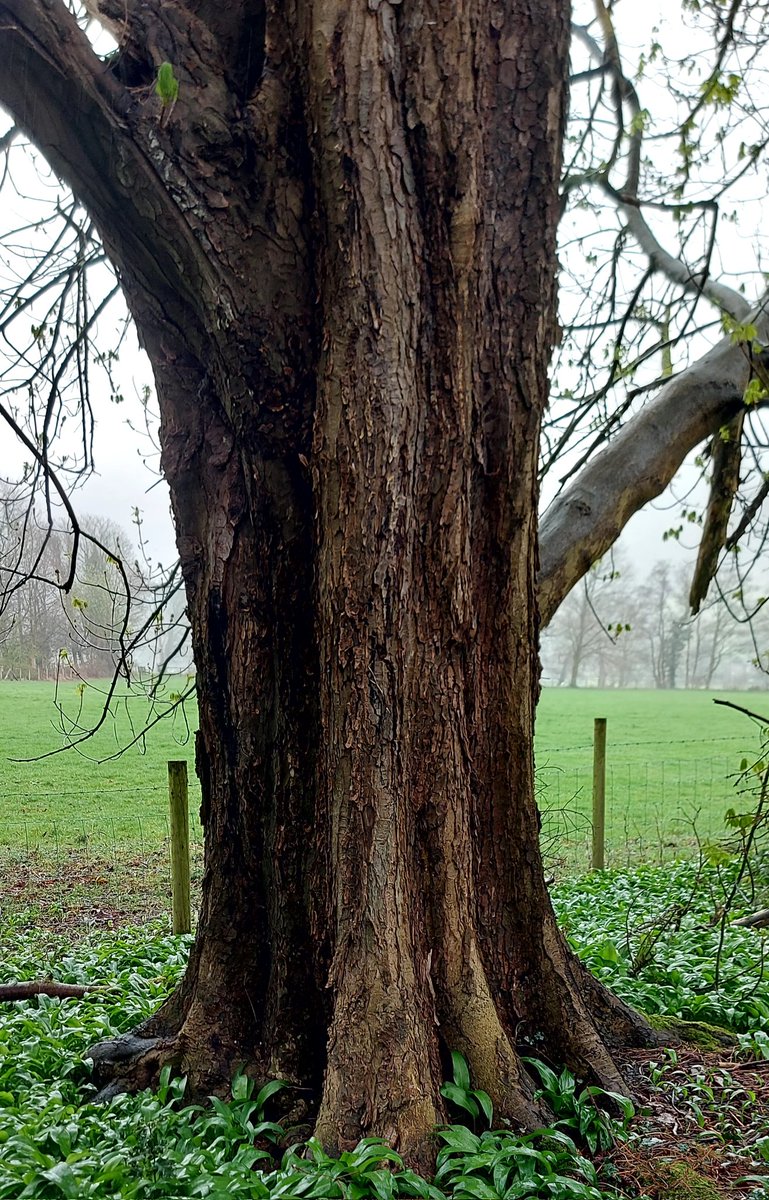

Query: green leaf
744;378;768;406
254;1078;289;1110
473;1088;494;1128
558;1066;576;1095
441;1082;479;1118
155;61;180;105
521;1058;559;1095
436;1125;482;1153
448;1177;498;1199
41;1163;79;1198
231;1068;253;1102
451;1050;472;1091
345;1138;403;1170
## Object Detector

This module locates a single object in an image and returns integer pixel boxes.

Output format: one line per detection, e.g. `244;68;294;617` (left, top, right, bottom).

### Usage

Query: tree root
86;1033;180;1101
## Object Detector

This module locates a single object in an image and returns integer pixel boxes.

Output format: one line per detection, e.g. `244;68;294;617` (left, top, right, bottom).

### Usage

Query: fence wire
0;735;755;926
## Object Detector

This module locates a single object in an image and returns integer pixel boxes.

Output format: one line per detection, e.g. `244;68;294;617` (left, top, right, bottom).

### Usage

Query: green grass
535;687;765;871
0;679;200;854
0;681;767;874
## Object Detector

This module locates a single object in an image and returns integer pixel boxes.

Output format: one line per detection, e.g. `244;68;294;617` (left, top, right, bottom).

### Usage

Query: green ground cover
1;860;767;1198
0;682;766;870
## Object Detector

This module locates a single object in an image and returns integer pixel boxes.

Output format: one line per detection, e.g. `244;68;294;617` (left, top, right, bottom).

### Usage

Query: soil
608;1047;769;1197
0;847;202;933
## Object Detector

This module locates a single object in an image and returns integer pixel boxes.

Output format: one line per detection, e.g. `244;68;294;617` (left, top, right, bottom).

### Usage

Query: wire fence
0;732;757;926
0;771;203;928
0;763;735;860
0;774;204;869
0;804;204;860
536;729;753;873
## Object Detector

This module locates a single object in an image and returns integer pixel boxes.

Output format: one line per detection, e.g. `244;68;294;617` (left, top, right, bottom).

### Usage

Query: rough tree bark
0;0;659;1160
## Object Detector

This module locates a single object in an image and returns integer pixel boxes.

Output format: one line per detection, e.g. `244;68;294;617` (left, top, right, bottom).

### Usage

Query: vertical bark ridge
303;0;447;1152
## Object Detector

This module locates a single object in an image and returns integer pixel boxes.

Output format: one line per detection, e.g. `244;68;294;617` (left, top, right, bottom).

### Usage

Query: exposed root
87;1033;179;1101
437;942;545;1127
575;961;668;1051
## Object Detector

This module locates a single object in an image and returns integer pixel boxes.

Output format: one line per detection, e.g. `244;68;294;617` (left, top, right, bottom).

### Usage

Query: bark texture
0;0;660;1161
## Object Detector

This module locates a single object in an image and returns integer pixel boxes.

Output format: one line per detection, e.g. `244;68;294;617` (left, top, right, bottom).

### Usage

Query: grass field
0;678;200;855
0;680;767;885
0;679;201;927
536;687;765;870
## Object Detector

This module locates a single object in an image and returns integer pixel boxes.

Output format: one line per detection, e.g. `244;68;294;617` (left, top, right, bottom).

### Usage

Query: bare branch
567;3;751;321
614;193;751;320
713;697;769;725
725;474;769;552
0;401;82;593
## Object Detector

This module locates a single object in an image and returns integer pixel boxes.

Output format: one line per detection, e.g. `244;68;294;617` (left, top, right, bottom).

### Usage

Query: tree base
84;960;666;1163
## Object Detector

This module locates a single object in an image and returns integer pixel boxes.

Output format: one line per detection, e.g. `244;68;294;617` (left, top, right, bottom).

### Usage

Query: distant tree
683;595;738;689
540;557;635;687
543;552;766;691
644;565;688;690
0;496;138;679
0;493;68;678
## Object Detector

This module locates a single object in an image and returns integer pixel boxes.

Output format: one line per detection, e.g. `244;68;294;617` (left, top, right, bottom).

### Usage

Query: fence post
168;761;191;934
592;718;607;871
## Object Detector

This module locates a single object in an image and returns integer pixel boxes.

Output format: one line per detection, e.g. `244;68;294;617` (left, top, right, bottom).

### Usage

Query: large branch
539;300;769;625
689;411;744;614
0;0;234;340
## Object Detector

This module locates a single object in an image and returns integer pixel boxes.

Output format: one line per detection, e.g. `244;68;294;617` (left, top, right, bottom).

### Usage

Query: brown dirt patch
606;1047;769;1197
0;846;202;935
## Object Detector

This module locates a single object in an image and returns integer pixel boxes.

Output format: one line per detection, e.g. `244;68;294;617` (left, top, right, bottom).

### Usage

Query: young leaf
451;1050;472;1091
155;61;180;106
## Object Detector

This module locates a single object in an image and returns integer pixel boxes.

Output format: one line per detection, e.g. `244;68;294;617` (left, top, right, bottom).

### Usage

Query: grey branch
617;198;751;321
539;294;769;625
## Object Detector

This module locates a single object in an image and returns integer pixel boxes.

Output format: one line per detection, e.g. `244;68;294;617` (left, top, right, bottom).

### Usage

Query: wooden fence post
592;718;607;871
168;760;191;934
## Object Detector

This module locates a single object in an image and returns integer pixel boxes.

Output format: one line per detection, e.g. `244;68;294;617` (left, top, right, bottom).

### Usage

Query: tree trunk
0;0;661;1164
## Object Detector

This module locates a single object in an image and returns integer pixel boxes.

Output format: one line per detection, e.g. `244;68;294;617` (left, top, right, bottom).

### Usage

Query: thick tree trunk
0;0;661;1163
